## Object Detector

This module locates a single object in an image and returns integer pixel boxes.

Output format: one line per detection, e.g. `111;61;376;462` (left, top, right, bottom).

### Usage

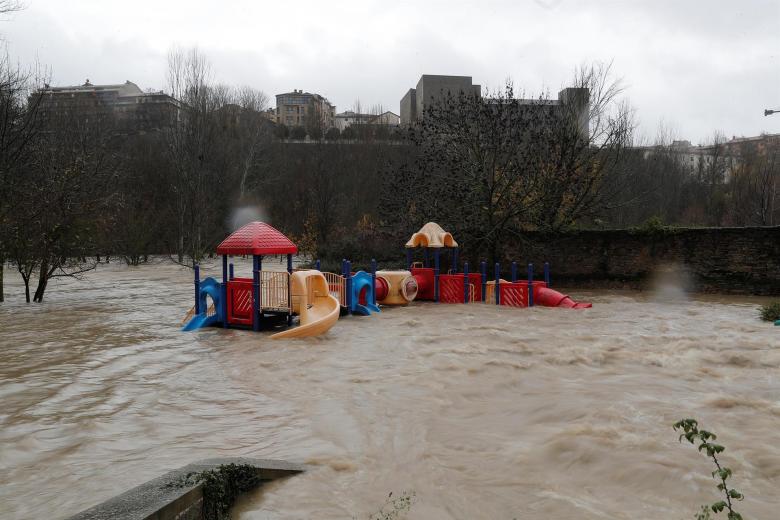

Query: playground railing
181;303;216;325
321;272;346;307
260;271;291;312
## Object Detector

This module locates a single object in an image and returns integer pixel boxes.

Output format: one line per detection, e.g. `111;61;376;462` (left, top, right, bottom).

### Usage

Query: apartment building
34;80;180;133
274;89;335;128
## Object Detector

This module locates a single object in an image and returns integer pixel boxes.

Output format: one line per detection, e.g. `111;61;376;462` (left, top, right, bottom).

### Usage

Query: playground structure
182;220;591;338
341;222;592;310
182;221;341;339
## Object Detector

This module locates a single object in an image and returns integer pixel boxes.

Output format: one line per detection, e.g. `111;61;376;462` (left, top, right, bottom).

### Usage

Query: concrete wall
66;458;306;520
557;87;590;138
501;227;780;294
400;88;417;126
416;75;481;119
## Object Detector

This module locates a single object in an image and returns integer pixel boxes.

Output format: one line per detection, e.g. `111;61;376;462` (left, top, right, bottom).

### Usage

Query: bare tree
693;133;729;226
8;95;118;302
164;47;225;264
305;97;329;141
231;86;271;199
382;62;634;261
728;139;779;226
0;0;22;17
0;50;45;302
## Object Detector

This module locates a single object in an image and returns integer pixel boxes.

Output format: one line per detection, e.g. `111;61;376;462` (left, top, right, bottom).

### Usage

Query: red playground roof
216;221;298;256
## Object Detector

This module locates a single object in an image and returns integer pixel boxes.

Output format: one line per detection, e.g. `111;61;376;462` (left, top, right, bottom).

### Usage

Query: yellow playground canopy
405;222;458;248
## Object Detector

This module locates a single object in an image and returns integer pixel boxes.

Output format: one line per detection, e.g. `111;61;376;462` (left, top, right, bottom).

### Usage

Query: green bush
759;301;780;322
674;419;744;520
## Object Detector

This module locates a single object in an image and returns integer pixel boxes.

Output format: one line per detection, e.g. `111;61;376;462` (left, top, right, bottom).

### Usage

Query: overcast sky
2;0;778;143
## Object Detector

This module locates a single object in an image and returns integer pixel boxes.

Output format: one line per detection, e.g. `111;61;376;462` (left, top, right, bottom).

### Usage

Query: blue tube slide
182;277;223;331
350;271;381;316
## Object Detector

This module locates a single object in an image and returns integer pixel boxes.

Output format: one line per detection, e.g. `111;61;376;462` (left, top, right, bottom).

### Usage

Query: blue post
463;261;469;304
371;258;377;305
406;249;412;270
480;260;487;302
423;248;429;268
287;254;293;325
341;259;348;311
252;255;260;331
194;263;201;314
229;263;234;280
528;263;534;307
434;249;440;302
511;261;517;283
222;255;228;327
345;260;353;314
315;259;321;271
544;261;550;286
494;263;500;305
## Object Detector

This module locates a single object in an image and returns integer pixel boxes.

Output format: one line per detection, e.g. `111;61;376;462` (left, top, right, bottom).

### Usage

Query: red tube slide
535;287;592;309
410;267;435;300
374;277;389;302
358;276;389;306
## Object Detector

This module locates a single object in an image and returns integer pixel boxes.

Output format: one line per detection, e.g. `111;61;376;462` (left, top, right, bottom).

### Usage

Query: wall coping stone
66;457;307;520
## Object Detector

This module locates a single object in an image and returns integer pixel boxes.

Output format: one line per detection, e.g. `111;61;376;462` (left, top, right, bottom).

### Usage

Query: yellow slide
271;270;340;339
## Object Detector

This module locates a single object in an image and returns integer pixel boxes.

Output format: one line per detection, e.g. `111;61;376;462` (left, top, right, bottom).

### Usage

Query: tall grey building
400;75;481;125
400;73;589;137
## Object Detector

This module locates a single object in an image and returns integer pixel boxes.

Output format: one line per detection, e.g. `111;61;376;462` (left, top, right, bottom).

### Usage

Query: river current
1;259;778;519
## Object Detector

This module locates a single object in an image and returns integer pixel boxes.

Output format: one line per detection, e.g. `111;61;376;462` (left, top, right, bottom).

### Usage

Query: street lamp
765;109;779;116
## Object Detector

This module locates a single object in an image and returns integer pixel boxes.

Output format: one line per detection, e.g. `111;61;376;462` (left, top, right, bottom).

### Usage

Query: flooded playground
1;259;778;519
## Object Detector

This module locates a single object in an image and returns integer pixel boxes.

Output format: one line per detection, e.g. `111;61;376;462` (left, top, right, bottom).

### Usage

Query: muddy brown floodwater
0;259;779;519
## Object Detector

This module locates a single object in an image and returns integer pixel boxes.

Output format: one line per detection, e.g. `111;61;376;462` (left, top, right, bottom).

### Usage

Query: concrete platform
66;457;307;520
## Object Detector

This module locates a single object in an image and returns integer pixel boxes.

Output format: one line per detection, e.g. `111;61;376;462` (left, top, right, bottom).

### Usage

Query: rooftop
41;80;146;97
216;222;298;256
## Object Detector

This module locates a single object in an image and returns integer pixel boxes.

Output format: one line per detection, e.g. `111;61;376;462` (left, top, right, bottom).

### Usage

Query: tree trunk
177;210;185;263
0;256;4;303
33;261;49;303
16;263;32;303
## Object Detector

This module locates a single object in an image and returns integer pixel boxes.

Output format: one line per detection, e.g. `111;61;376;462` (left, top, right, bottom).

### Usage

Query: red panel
499;282;527;307
227;280;254;326
216;221;298;256
439;274;465;303
467;273;482;302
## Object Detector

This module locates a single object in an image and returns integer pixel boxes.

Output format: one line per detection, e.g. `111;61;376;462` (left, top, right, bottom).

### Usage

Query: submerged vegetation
359;491;416;520
166;463;260;520
674;419;745;520
759;301;780;322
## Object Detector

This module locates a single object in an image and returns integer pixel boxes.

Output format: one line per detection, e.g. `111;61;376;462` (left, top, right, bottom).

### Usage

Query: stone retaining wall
503;226;780;295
